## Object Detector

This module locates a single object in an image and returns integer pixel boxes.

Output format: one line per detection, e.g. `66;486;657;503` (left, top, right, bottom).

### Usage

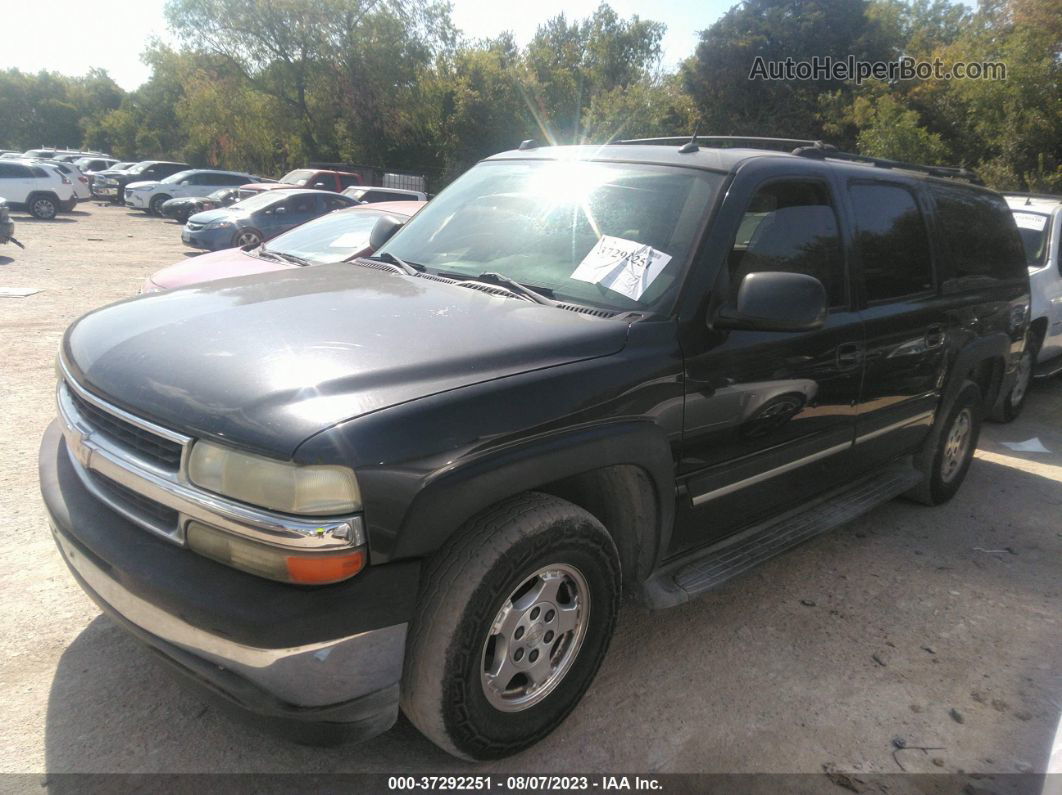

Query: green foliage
0;0;1057;193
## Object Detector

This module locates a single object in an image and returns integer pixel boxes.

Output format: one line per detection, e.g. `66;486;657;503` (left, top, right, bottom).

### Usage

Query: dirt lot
0;202;1059;778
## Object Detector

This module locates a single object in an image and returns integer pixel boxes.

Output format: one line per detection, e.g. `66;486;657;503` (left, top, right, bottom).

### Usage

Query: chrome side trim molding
855;410;935;445
691;441;852;506
53;527;405;708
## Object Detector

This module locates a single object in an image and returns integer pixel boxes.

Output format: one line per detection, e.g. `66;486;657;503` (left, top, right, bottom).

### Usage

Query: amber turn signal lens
286;548;366;585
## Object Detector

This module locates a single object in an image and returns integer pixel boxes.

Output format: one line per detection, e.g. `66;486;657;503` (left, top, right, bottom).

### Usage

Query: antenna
678;121;701;154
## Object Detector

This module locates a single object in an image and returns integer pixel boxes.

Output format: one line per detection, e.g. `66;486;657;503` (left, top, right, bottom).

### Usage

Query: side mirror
369;215;405;251
714;272;827;332
274;206;286;214
312;182;329;189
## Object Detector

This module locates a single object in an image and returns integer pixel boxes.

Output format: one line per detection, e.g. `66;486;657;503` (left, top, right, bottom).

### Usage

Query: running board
1033;353;1062;380
642;462;923;609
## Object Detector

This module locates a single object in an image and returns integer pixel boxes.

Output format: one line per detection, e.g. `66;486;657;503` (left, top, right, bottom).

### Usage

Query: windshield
127;161;153;175
280;169;314;185
379;159;720;312
1012;210;1052;268
264;209;393;264
162;170;195;184
230;191;287;212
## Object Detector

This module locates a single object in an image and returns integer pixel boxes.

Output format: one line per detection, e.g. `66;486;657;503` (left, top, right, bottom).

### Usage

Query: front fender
389;420;675;569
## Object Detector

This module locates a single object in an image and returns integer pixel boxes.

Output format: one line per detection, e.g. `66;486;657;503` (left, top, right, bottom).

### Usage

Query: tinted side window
848;182;933;301
31;166;49;178
323;195;349;210
929;184;1027;286
338;174;361;188
728;180;846;307
0;163;29;178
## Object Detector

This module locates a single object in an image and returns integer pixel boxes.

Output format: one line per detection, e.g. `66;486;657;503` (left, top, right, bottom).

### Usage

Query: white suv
1005;193;1062;391
38;160;93;202
0;159;77;219
125;169;259;215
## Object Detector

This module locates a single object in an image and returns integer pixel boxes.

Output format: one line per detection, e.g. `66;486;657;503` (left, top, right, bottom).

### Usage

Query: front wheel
234;228;262;249
401;493;620;760
28;195;57;220
149;194;170;216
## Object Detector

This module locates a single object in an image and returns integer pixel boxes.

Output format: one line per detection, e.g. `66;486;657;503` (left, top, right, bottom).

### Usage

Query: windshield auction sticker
570;235;672;301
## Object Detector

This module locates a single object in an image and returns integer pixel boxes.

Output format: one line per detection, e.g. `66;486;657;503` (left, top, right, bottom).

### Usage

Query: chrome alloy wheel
1011;350;1033;407
32;198;56;219
480;564;589;712
941;407;973;484
235;230;261;247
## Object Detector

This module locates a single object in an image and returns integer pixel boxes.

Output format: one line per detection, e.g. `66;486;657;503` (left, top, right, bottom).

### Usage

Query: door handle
836;342;863;370
925;324;945;349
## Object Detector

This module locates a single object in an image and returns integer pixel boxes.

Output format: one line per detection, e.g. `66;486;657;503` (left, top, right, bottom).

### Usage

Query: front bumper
40;420;419;742
125;191;151;209
182;225;232;250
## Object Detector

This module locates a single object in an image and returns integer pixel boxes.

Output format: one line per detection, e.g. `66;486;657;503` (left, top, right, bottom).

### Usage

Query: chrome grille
67;388;183;470
91;471;179;528
186;222;204;232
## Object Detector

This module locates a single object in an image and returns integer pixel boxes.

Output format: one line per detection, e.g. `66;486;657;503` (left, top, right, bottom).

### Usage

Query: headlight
188;440;361;515
205;220;232;229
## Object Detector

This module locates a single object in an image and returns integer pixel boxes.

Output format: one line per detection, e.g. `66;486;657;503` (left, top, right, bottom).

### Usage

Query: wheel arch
951;332;1010;414
389;421;675;587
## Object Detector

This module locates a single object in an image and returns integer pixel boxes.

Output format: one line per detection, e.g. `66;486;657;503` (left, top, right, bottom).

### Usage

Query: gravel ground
0;203;1059;778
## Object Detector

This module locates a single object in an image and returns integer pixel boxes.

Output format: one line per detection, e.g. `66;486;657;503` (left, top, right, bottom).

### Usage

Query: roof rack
791;142;983;185
612;135;983;185
616;136;825;152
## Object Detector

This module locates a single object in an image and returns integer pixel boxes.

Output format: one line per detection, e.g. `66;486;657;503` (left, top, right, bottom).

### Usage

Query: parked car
0;198;13;243
342;186;428;203
1005;193;1062;385
240;168;361;194
42;139;1029;760
182;188;356;250
0;159;77;218
38;160;92;202
144;200;425;292
89;162;134;197
160;187;247;224
124;169;261;215
73;156;119;174
93;160;191;203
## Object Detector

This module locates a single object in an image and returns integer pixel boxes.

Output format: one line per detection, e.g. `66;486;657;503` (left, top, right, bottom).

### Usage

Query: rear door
845;179;944;467
676;174;864;553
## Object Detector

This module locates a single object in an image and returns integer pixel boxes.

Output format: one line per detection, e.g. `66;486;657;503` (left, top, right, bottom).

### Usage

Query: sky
1;0;731;91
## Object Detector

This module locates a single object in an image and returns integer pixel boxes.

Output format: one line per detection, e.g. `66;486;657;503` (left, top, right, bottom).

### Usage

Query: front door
673;176;864;555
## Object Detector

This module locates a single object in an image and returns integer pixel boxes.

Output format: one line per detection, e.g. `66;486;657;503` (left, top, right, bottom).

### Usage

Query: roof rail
616;136;825;152
793;146;983;185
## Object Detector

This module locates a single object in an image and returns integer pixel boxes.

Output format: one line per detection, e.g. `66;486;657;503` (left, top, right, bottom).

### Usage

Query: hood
188;208;243;225
96;168;131;177
64;264;628;457
164;196;200;206
147;248;290;291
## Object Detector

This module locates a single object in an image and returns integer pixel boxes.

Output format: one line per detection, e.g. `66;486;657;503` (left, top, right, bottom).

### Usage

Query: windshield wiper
367;252;423;276
463;272;559;306
265;249;312;267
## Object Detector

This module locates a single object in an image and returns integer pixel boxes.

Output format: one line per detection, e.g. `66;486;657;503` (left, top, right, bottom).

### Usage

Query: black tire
401;492;621;760
906;380;982;506
149;194;171;216
28;194;58;220
233;228;262;249
991;334;1040;423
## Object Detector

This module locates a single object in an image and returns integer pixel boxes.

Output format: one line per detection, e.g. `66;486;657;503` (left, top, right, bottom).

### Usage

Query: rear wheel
907;380;982;505
28;194;57;220
992;335;1040;422
401;492;620;760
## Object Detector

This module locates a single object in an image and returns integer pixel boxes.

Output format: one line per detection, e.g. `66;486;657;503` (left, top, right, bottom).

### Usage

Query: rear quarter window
929;184;1027;288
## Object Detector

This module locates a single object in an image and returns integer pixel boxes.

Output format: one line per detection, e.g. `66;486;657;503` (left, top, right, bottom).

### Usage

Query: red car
142;200;423;292
239;168;362;195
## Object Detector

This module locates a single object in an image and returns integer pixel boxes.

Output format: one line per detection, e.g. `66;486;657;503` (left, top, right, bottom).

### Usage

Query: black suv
40;138;1030;760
